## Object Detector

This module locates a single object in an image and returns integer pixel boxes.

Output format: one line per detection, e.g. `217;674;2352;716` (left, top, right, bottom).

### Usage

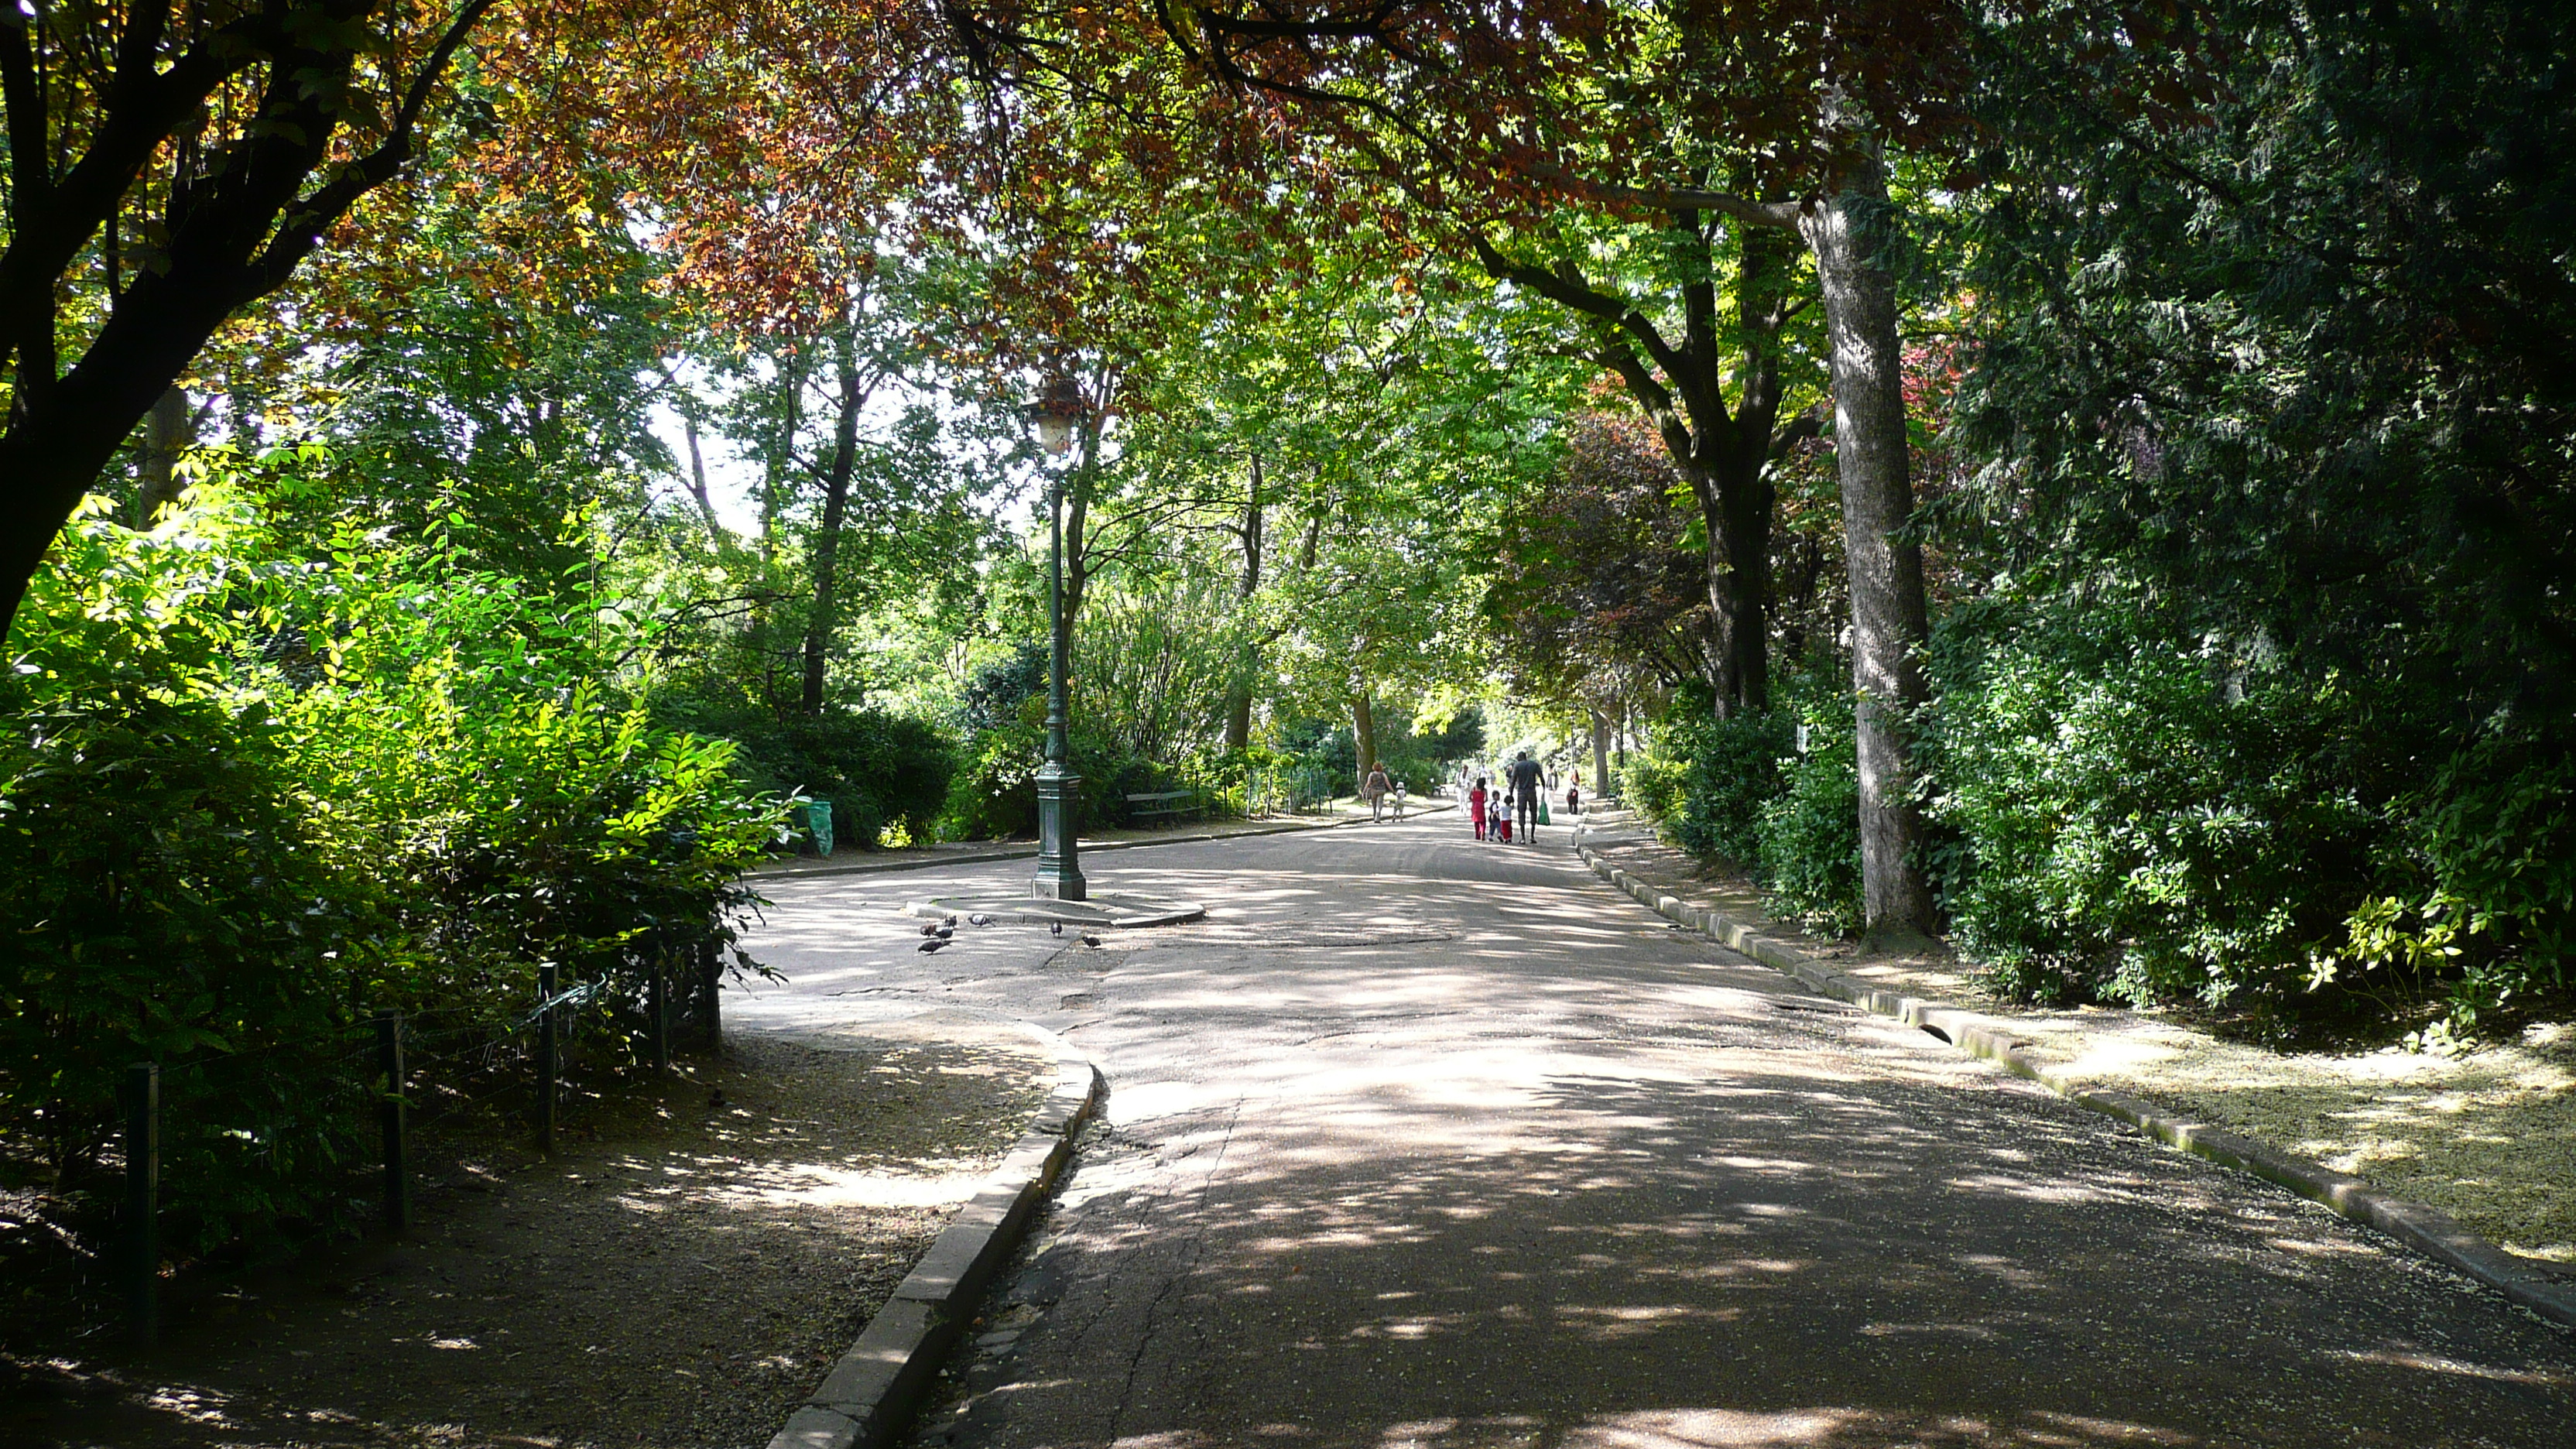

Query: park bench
1125;789;1200;826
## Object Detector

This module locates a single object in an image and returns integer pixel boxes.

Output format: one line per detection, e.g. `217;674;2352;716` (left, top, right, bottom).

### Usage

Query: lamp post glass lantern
1029;377;1087;901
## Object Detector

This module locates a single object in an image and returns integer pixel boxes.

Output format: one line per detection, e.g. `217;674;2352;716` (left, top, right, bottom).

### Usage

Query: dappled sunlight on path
735;819;2574;1449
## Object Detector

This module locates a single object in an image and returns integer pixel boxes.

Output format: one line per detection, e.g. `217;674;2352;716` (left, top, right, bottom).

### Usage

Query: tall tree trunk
1692;471;1774;715
1801;163;1935;938
131;387;193;524
1351;692;1378;791
799;331;865;718
1591;711;1612;795
680;408;723;545
759;354;806;567
1224;454;1265;754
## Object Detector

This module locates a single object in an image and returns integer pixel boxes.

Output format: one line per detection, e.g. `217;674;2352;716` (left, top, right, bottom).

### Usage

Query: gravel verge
1;1030;1053;1449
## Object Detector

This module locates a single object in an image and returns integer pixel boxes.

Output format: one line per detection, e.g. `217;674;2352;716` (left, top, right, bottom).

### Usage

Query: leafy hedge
1923;602;2382;1010
1622;670;1860;933
1632;599;2574;1033
650;691;954;851
0;484;783;1245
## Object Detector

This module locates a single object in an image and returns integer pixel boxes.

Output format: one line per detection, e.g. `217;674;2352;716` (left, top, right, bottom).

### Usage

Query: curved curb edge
1570;824;2576;1331
764;1029;1107;1449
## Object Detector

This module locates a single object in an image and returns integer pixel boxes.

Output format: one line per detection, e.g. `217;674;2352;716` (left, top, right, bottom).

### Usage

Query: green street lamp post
1029;377;1087;901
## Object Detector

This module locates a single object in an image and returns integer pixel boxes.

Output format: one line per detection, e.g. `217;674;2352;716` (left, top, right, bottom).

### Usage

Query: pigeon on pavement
920;923;940;936
1080;933;1102;947
1050;921;1064;937
917;937;947;954
933;924;954;939
968;913;995;927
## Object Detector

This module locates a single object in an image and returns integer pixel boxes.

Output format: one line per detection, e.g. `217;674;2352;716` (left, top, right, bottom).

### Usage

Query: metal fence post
536;964;558;1156
123;1062;159;1345
648;951;670;1074
697;940;721;1050
377;1011;409;1234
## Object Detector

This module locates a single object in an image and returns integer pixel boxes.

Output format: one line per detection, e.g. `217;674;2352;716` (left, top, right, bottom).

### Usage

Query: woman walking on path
1362;764;1393;822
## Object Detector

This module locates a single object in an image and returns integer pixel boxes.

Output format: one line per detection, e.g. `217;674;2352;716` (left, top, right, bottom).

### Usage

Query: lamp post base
1033;765;1087;901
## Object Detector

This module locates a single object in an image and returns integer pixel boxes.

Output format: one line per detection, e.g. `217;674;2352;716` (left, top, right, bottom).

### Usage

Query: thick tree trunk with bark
1800;166;1935;937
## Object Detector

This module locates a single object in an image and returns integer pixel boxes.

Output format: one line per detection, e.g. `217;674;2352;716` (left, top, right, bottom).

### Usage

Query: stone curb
764;1028;1107;1449
1569;823;2576;1331
753;803;1456;882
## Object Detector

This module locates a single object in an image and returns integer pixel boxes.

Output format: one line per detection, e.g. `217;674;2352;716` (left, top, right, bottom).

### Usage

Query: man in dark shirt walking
1506;751;1545;843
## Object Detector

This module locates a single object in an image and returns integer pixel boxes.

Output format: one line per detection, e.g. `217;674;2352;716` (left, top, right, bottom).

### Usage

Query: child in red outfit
1469;778;1490;841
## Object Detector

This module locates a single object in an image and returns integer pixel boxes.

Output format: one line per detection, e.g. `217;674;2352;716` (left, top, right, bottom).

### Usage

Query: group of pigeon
916;912;1100;951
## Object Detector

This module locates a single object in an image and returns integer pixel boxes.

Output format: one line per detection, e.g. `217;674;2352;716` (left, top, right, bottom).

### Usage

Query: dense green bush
935;700;1161;840
1622;675;1858;933
0;486;783;1244
1622;706;1790;868
1757;684;1863;937
0;500;368;1225
1632;601;2572;1032
1924;603;2382;1009
2313;721;2576;1034
651;690;954;850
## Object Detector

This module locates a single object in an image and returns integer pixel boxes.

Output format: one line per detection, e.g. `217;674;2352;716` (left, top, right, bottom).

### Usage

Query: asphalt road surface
733;814;2576;1449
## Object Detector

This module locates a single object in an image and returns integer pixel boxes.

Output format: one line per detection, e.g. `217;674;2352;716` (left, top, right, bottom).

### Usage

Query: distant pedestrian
1469;777;1491;841
1362;764;1393;822
1507;750;1545;841
1566;781;1581;817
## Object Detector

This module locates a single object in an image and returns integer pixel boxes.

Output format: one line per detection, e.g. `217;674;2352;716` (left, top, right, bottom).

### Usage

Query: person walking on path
1506;750;1545;842
1362;764;1393;823
1468;777;1491;841
1565;779;1581;819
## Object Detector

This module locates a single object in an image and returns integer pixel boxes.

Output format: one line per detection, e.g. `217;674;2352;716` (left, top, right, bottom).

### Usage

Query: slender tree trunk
680;409;723;545
1591;711;1612;795
799;331;865;718
1224;454;1263;754
1801;164;1935;938
1351;693;1378;792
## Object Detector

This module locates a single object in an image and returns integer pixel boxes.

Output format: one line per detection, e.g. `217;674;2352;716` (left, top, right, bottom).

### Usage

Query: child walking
1469;776;1490;841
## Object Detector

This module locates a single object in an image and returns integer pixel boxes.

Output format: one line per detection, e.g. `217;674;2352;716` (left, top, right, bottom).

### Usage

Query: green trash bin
797;798;835;857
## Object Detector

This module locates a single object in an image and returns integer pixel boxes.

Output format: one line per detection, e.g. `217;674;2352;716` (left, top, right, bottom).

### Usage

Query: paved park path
733;816;2575;1449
